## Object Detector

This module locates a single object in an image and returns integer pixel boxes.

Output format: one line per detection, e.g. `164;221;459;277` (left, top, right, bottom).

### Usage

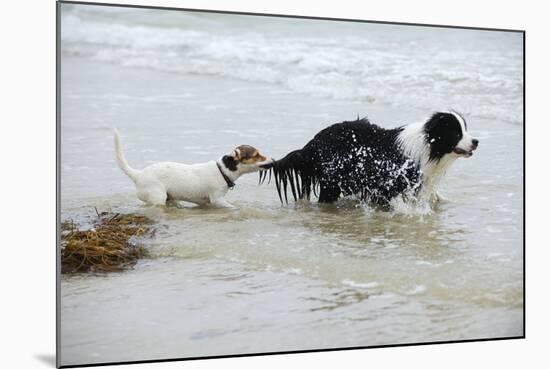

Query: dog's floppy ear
233;148;241;160
222;155;238;171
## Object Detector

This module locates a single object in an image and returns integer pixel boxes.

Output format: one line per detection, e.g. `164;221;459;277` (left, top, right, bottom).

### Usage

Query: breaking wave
61;4;523;125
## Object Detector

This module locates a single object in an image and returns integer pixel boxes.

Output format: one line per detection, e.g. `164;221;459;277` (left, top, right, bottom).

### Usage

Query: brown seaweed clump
61;210;155;274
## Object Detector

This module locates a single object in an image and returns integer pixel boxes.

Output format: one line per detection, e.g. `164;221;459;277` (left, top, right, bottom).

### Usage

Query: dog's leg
433;191;450;203
136;182;167;206
209;197;235;209
318;181;341;203
145;192;168;206
166;199;184;208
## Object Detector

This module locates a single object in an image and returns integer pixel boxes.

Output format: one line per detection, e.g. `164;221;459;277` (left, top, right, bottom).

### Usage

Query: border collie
260;111;478;209
114;129;272;208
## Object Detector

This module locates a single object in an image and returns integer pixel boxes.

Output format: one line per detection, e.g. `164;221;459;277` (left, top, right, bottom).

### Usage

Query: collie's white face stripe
450;111;467;132
450;111;476;152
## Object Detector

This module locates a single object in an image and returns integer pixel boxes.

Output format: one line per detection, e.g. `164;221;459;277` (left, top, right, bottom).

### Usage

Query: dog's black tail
259;149;318;204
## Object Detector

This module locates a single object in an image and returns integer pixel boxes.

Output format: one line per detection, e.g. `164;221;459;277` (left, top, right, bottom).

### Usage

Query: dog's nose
472;138;479;149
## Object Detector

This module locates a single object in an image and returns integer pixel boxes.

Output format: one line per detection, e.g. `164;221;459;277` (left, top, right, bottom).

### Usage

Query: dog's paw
210;199;236;209
433;191;450;203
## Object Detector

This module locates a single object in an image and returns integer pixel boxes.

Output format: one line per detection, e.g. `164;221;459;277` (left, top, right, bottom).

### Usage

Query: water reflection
306;288;370;312
294;199;470;262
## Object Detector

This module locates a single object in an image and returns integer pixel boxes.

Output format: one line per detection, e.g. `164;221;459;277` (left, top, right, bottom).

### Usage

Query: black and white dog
260;111;478;209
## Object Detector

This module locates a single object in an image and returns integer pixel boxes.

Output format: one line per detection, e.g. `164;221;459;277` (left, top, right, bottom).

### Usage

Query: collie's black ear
222;155;238;171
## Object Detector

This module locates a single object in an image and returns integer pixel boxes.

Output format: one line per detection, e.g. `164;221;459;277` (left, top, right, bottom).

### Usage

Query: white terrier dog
114;129;272;207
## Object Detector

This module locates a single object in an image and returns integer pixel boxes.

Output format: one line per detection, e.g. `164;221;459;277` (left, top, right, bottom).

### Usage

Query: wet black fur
261;112;465;207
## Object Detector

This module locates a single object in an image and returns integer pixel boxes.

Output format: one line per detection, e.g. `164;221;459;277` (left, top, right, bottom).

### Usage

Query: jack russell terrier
114;129;272;208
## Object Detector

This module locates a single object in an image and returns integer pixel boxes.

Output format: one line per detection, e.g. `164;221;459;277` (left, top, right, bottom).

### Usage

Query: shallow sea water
59;5;523;366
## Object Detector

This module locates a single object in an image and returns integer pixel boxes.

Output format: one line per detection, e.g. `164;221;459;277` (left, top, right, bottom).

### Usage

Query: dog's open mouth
453;147;473;157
